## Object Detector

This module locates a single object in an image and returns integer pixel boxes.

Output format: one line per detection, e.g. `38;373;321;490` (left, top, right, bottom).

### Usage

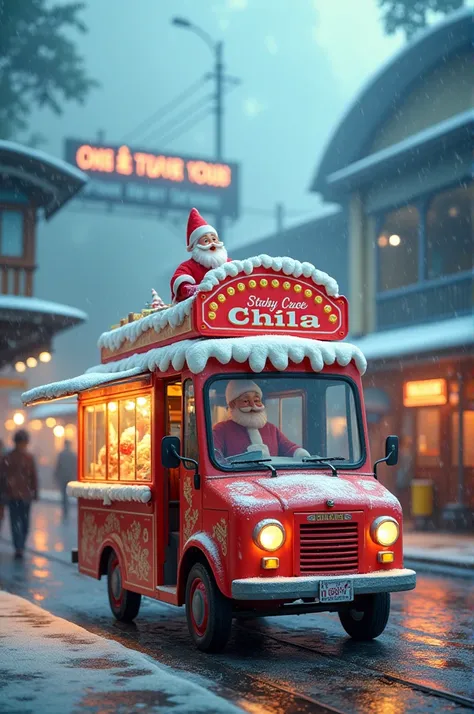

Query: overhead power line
140;94;213;146
160;106;215;149
120;76;208;143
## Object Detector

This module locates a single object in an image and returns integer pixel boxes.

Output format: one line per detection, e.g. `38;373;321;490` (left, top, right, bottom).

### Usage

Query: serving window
83;394;152;481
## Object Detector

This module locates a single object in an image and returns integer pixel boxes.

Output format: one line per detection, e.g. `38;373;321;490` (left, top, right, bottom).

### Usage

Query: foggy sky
27;0;405;387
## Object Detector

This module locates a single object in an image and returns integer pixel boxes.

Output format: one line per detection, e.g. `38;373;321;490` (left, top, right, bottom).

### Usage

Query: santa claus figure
170;207;231;303
212;380;310;461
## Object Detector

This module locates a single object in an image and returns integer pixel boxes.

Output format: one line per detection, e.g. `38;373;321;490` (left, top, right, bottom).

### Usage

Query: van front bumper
231;568;416;601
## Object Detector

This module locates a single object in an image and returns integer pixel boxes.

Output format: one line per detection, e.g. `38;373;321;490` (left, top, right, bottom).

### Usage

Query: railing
0;264;34;296
376;271;473;330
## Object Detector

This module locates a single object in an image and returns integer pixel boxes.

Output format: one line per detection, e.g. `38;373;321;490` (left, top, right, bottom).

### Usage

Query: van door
163;380;182;585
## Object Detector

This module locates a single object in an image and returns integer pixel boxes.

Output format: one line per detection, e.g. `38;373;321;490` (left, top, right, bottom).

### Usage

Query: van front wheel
185;563;232;652
107;551;141;622
338;593;390;640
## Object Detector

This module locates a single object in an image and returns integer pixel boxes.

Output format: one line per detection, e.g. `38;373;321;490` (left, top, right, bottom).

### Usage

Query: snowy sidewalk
0;591;240;714
404;531;474;570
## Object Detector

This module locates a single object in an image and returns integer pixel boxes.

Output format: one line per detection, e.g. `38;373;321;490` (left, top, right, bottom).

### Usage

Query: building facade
243;10;473;528
0;141;88;470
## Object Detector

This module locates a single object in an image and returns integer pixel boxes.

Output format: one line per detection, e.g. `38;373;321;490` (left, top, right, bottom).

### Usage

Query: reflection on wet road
1;503;473;713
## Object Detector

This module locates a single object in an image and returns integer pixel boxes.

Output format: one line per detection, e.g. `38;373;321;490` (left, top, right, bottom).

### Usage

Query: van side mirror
161;436;181;469
373;435;399;479
385;435;399;466
161;435;201;490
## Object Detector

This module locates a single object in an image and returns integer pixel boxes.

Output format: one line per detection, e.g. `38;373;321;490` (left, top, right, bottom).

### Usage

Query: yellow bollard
411;479;434;517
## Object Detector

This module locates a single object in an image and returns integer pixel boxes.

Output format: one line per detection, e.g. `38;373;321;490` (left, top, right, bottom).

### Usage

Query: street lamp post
172;17;225;236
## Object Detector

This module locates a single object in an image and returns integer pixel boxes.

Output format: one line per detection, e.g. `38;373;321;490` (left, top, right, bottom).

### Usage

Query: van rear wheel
107;551;141;622
339;593;390;640
185;563;232;652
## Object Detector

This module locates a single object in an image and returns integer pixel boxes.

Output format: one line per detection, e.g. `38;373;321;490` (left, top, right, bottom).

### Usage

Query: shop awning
22;367;144;406
353;315;473;362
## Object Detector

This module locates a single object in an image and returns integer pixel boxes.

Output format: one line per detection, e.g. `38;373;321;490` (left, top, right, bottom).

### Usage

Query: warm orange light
5;419;15;431
15;361;26;373
39;351;52;363
125;401;135;411
30;419;43;431
13;412;25;425
403;379;447;407
26;357;37;368
108;402;118;412
45;417;56;428
53;425;65;437
76;144;114;173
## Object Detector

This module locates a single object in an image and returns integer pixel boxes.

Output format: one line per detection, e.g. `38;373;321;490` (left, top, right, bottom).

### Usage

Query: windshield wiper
228;457;278;478
301;456;345;477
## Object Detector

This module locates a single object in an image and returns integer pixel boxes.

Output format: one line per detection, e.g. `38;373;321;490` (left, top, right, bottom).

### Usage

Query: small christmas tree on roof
148;289;166;311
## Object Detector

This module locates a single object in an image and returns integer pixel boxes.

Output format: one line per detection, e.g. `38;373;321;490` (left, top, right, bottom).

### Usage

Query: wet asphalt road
0;502;473;714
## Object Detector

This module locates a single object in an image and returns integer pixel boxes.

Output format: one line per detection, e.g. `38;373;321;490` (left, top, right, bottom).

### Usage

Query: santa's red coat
212;419;300;459
170;257;232;302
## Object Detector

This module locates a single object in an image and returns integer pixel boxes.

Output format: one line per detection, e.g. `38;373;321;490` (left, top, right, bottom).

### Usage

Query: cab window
206;375;363;471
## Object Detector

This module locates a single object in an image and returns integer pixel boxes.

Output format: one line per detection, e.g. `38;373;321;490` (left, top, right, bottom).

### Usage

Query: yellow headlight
253;520;285;552
371;517;399;547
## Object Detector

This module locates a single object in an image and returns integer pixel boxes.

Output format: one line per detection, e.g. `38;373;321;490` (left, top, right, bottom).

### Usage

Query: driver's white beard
192;244;228;269
230;407;268;430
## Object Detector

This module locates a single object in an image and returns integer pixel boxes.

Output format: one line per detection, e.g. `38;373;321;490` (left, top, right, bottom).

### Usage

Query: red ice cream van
23;256;416;652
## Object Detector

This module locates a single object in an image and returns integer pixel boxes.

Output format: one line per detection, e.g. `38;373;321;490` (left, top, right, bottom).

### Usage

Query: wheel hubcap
110;558;123;606
190;579;209;636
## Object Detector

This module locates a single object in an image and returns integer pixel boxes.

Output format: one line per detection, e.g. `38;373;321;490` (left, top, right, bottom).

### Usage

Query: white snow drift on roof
22;367;143;405
0;295;87;321
97;295;193;351
66;481;152;505
97;255;340;353
22;335;366;406
89;335;366;377
353;314;473;361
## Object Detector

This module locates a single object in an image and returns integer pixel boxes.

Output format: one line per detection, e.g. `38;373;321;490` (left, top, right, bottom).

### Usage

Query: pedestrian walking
0;430;38;559
54;439;77;521
0;438;5;532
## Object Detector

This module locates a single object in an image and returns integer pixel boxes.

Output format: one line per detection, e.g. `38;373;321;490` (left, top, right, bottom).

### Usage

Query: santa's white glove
247;443;270;458
293;448;310;459
181;284;199;300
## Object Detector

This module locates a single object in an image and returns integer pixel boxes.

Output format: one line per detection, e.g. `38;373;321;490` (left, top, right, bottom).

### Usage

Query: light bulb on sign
39;351;52;363
13;412;25;425
26;357;38;368
15;361;26;373
389;234;401;246
53;425;65;437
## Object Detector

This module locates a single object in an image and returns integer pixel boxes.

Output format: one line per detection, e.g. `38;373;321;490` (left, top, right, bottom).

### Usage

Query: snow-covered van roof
21;256;362;407
99;255;348;364
22;335;366;406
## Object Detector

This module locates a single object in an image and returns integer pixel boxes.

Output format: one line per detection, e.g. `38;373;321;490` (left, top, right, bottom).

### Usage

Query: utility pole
214;41;224;238
276;202;285;234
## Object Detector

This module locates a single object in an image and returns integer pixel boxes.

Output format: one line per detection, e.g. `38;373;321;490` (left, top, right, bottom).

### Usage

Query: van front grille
298;521;359;575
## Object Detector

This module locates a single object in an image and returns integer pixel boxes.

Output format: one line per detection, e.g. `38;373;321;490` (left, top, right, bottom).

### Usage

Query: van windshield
206;375;364;471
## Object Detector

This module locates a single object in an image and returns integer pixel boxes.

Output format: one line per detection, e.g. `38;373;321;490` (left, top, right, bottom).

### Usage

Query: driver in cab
212;380;310;462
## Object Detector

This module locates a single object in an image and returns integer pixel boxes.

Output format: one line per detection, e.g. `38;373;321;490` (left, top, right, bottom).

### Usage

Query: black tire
107;550;141;622
338;593;390;640
185;562;232;653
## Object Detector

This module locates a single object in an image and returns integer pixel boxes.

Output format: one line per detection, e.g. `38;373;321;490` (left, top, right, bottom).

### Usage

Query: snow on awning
23;335;367;406
353;315;473;362
22;368;144;406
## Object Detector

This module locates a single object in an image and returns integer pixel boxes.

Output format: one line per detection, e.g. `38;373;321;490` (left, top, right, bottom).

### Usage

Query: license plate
319;579;354;603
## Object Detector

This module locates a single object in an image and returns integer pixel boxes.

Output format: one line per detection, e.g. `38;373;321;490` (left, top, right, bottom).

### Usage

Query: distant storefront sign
64;139;240;219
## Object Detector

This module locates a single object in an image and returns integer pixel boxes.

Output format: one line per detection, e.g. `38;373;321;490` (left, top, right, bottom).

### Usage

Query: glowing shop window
452;411;474;468
84;404;106;479
416;408;440;467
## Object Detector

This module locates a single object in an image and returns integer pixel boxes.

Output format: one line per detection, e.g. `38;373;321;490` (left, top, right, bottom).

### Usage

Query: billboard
64;139;239;219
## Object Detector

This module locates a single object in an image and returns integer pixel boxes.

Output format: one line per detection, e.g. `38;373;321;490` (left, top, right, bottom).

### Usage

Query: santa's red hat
186;207;217;252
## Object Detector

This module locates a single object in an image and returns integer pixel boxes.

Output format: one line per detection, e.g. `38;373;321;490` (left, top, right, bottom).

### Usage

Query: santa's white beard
192;243;228;269
230;407;267;430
